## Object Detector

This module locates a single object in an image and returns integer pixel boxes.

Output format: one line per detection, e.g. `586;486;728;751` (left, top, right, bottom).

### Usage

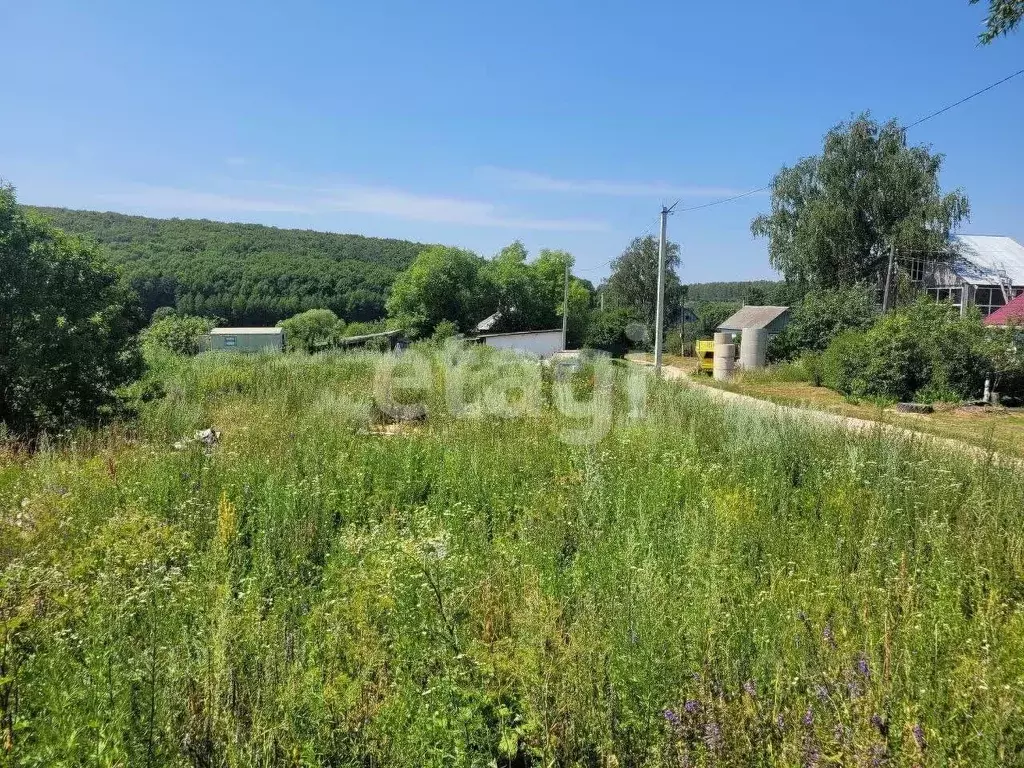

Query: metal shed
204;327;284;353
716;306;791;338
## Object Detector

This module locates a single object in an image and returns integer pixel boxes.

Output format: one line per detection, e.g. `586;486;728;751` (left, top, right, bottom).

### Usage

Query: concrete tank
713;342;736;381
739;327;768;370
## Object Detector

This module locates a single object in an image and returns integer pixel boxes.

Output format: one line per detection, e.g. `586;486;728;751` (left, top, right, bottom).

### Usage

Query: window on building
927;287;962;305
904;257;926;283
974;287;1009;317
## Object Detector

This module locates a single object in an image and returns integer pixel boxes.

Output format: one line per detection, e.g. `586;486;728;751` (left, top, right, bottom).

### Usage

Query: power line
904;67;1024;130
669;65;1024;216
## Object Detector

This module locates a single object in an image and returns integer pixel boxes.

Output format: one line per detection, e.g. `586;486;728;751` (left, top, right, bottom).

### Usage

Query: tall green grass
2;349;1023;766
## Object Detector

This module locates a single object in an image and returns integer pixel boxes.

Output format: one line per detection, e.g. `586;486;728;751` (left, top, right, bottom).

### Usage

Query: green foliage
386;246;492;337
752;114;970;287
279;308;344;352
149;305;177;323
971;0;1024;41
692;301;741;339
688;280;787;304
820;299;989;402
772;285;878;360
27;206;428;325
1;186;144;437
604;235;685;326
142;313;216;356
4;350;1024;765
583;307;639;356
429;319;459;343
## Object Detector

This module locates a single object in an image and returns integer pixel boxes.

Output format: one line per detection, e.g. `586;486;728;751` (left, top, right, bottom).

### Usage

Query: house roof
475;311;503;332
336;330;404;345
717;305;790;331
476;329;561;339
951;235;1024;286
984;292;1024;326
210;327;283;335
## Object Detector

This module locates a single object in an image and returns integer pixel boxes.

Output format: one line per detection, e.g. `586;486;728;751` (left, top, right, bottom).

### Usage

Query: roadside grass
2;349;1024;765
638;352;1024;460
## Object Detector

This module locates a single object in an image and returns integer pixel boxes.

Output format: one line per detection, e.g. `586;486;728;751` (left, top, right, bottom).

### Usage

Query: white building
472;329;564;358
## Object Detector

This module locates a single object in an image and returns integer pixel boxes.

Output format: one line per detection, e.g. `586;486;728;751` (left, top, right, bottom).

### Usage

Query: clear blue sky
2;0;1022;283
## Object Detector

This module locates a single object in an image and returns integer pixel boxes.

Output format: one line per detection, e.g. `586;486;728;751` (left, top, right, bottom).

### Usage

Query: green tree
1;185;144;436
584;308;640;357
142;314;216;356
971;0;1024;41
279;308;344;352
605;235;685;327
386;246;491;337
693;301;741;340
775;285;878;358
752;114;969;288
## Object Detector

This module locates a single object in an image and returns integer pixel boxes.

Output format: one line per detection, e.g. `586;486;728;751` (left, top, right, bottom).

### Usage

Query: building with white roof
910;235;1024;316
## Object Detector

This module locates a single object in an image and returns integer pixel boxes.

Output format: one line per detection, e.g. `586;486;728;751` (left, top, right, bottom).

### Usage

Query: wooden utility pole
881;244;896;313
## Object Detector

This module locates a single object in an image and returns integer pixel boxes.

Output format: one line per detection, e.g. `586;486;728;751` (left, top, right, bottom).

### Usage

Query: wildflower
823;623;836;648
856;654;871;679
217;491;237;546
684;699;701;714
803;744;820;768
832;723;846;743
776;713;785;730
663;709;681;728
869;744;887;767
702;721;723;752
803;708;814;727
912;722;926;751
815;684;828;702
743;679;757;698
870;713;888;737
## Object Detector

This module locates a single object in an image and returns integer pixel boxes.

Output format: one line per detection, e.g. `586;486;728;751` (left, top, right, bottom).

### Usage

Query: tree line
28;207;429;325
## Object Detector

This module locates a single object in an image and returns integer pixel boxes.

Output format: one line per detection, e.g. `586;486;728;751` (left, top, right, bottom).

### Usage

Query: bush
770;285;877;361
279;308;344;352
819;299;989;402
583;308;639;357
143;314;217;356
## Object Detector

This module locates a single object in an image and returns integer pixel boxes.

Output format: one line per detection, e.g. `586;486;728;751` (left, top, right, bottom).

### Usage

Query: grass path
628;355;1024;469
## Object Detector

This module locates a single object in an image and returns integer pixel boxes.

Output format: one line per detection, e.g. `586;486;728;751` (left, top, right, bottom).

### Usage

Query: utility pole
654;202;677;376
881;244;896;313
561;261;570;351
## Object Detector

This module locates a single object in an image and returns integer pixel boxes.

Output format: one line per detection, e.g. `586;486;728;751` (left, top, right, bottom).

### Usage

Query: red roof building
984;291;1024;326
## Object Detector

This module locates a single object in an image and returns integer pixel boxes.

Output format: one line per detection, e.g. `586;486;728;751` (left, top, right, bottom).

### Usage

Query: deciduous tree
971;0;1024;42
1;185;144;437
751;114;969;288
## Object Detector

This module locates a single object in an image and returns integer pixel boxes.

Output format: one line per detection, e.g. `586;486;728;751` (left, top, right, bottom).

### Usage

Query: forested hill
28;207;431;324
687;280;785;304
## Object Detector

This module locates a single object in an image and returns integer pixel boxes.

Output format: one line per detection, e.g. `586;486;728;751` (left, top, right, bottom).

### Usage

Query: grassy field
644;353;1024;460
3;347;1024;766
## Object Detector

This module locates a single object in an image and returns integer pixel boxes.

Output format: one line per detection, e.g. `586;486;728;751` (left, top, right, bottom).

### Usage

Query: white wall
483;331;563;358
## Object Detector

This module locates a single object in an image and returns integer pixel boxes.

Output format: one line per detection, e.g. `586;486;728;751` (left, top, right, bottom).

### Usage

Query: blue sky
2;0;1022;283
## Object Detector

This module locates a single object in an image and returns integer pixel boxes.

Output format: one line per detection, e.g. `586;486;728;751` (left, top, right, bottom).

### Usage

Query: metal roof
717;305;790;331
475;329;561;339
209;327;283;335
984;292;1024;326
951;235;1024;286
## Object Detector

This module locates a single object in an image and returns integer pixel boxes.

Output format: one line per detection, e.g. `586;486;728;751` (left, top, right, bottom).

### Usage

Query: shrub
819;299;989;402
279;308;344;352
583;308;639;357
143;314;216;356
770;285;877;360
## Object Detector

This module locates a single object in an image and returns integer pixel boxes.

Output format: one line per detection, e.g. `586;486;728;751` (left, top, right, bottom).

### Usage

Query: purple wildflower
815;684;829;702
870;713;888;737
912;722;926;751
803;707;814;727
856;654;871;678
743;679;757;697
869;744;887;767
684;699;701;714
702;721;723;752
833;723;846;743
776;713;785;730
803;744;820;768
663;708;681;728
823;622;836;648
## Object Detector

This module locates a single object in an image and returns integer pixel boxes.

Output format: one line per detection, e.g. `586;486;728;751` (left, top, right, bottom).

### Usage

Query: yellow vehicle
696;340;715;374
